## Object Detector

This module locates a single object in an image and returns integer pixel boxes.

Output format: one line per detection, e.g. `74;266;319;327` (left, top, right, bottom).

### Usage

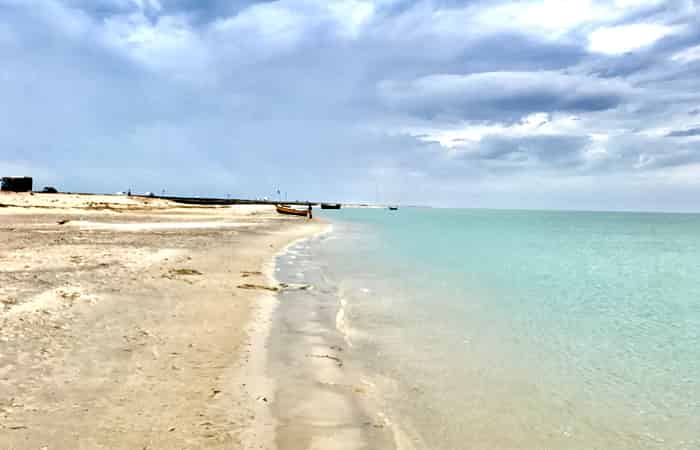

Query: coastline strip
266;222;403;450
0;197;324;450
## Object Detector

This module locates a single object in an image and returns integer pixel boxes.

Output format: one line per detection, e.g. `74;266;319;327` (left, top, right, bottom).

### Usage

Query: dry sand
0;192;325;449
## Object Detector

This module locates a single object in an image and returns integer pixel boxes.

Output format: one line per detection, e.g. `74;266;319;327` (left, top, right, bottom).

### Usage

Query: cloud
378;71;631;121
454;32;586;72
442;129;700;177
588;23;677;55
102;12;211;79
465;134;592;169
671;44;700;63
474;0;666;37
666;127;700;137
1;0;700;209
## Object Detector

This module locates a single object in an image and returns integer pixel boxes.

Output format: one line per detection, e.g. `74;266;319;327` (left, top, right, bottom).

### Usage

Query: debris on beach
362;420;385;429
278;282;312;291
305;353;343;367
57;289;82;303
240;271;262;278
169;268;202;276
1;297;18;309
236;282;313;292
237;283;279;292
163;268;203;282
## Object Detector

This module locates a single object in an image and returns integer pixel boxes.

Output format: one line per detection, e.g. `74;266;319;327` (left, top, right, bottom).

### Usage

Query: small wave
336;296;353;348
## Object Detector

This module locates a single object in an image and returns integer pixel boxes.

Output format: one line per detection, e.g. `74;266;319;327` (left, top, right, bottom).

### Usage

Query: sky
1;0;699;210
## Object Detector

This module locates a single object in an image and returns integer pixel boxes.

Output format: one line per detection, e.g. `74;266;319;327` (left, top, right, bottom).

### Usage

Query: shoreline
0;192;324;449
266;221;417;450
236;221;331;450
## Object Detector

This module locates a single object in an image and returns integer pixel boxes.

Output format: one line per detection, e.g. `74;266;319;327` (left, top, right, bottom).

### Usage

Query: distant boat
388;206;399;211
321;203;341;209
276;204;309;216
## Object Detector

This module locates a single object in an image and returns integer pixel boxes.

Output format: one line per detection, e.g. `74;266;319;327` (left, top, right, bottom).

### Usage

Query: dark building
1;176;33;192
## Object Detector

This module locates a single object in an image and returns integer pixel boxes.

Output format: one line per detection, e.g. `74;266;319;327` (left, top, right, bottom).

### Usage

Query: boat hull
276;205;309;216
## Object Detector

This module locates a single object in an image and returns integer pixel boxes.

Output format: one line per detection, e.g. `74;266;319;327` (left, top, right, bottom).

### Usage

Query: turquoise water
311;208;700;449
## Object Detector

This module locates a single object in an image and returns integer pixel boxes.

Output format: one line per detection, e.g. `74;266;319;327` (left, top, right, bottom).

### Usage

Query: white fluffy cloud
474;0;665;37
588;23;677;54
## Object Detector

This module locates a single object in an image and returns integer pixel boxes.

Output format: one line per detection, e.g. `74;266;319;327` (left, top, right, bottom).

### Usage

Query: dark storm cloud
60;0;133;17
454;32;586;73
59;0;275;24
157;0;276;23
378;71;629;121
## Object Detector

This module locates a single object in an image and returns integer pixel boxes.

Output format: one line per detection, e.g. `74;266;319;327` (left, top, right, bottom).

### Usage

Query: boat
388;206;399;211
276;204;309;216
321;203;341;209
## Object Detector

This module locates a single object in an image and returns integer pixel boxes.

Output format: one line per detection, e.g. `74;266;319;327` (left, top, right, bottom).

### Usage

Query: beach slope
0;192;323;449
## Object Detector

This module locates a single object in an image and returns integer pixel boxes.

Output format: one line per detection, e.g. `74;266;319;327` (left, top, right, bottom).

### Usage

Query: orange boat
276;204;309;217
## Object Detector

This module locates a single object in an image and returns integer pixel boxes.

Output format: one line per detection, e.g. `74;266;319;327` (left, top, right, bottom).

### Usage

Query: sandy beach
0;192;325;449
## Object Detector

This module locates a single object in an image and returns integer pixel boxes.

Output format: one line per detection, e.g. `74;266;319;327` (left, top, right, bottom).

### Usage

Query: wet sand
268;234;412;450
0;192;324;449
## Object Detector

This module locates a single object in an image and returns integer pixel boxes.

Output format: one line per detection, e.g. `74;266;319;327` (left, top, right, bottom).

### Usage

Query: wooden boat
321;203;341;209
388;206;399;210
276;204;309;216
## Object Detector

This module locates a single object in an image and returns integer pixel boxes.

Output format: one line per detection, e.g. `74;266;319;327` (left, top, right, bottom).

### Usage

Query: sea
274;208;700;450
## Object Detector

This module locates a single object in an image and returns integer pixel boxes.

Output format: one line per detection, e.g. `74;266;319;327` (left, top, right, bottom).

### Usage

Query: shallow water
275;208;700;449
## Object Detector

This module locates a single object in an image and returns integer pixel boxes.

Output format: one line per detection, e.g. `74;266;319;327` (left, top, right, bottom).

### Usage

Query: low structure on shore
1;176;33;192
